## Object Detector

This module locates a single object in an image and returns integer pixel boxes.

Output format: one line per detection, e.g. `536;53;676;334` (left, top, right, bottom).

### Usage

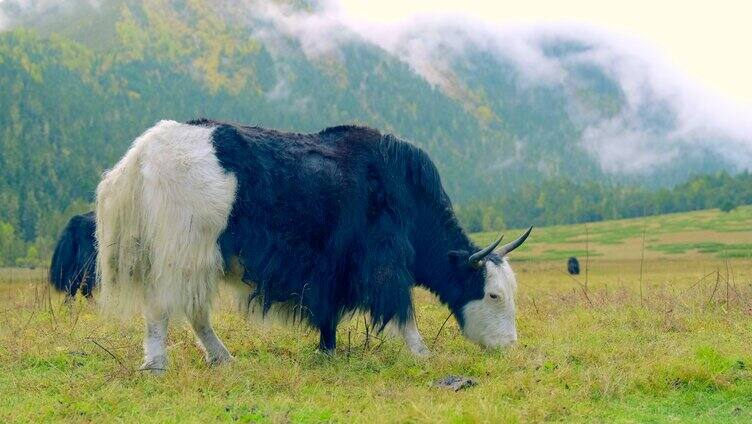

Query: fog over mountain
244;0;752;176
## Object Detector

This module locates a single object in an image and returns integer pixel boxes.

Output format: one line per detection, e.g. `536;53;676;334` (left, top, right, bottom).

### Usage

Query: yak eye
488;293;499;300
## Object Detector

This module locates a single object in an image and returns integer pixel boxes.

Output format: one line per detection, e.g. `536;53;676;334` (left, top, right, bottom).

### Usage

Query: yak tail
49;212;97;297
95;120;237;319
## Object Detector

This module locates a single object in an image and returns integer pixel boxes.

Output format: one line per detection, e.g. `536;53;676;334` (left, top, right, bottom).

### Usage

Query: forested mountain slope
0;0;750;265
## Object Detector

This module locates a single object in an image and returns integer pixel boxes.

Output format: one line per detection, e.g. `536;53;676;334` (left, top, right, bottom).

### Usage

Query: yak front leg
366;259;429;357
400;312;431;357
190;307;233;366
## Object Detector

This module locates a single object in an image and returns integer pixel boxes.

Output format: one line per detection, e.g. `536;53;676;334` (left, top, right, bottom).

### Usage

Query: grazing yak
49;211;97;298
567;257;580;275
95;119;532;372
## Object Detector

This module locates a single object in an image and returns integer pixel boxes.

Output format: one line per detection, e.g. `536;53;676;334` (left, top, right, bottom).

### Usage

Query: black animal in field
94;119;533;372
567;256;580;275
49;211;97;298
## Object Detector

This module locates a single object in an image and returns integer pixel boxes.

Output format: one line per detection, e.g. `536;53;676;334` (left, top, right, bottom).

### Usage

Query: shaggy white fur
96;120;237;370
460;259;518;348
95;119;237;320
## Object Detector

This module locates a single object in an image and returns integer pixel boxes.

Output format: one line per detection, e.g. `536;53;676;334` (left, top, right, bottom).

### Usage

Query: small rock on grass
433;375;477;391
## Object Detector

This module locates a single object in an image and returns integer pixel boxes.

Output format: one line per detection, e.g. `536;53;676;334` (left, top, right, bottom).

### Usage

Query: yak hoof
412;346;432;358
317;348;335;357
207;352;235;366
139;356;167;375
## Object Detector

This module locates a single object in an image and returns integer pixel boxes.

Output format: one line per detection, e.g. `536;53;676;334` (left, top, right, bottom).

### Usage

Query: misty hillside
1;0;751;265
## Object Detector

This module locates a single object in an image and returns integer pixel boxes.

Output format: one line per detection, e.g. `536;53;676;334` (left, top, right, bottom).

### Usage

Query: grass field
1;207;751;422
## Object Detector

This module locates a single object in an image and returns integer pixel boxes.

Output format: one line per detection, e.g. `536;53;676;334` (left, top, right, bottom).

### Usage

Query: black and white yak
95;119;532;372
49;211;97;298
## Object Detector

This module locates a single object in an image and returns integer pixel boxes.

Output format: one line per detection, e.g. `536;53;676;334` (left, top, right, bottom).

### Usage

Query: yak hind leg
140;304;169;374
318;318;338;355
190;307;233;366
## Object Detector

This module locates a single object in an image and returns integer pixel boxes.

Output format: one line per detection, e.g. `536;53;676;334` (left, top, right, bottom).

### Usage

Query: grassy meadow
1;207;751;422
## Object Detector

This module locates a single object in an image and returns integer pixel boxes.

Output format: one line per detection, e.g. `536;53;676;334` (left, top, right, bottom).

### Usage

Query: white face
461;259;518;348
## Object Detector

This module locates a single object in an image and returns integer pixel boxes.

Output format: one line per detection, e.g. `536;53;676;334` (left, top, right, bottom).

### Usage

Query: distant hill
1;0;750;265
471;205;752;262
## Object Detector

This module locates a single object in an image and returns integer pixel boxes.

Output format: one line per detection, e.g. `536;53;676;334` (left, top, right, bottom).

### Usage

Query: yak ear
447;250;466;264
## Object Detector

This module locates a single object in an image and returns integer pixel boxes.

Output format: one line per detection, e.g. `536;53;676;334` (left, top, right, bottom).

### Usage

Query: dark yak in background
49;211;97;297
567;256;580;275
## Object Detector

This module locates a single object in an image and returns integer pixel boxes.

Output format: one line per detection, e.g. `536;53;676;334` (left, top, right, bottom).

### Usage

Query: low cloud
249;1;752;175
0;0;101;30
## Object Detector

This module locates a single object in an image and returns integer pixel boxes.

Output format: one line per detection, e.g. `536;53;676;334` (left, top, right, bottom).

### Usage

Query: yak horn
468;234;504;266
498;226;533;256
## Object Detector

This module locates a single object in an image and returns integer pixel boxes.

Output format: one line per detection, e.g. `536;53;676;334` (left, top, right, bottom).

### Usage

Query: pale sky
338;0;752;108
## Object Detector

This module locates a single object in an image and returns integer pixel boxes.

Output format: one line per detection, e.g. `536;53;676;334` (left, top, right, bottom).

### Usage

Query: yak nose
489;334;517;349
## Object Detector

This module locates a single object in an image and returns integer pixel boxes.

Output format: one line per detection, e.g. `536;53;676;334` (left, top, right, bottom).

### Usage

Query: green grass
1;207;752;422
649;242;752;259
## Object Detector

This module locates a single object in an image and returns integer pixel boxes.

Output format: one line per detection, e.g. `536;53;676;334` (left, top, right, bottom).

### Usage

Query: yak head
449;227;532;349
